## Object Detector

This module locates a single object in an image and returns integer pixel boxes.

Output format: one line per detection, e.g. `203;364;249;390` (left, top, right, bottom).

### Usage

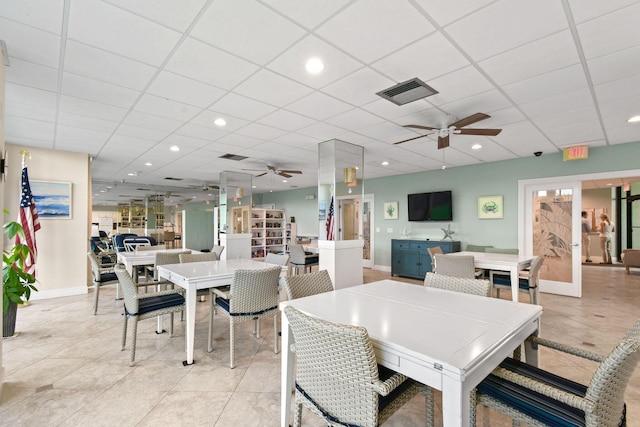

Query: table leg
510;267;519;302
441;376;470;427
183;285;196;365
281;313;294;427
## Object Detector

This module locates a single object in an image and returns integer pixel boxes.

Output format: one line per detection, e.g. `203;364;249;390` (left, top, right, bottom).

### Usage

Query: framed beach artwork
383;201;398;220
31;181;72;219
477;195;503;219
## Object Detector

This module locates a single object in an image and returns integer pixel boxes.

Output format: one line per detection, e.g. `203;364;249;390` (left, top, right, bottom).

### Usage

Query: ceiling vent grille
164;177;183;181
376;78;438;105
219;153;248;161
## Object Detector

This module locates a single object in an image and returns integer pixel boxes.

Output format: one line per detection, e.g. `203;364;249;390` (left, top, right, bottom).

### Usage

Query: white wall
4;144;90;299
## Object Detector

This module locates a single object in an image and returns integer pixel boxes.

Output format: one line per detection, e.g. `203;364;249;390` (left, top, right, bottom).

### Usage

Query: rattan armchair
208;266;282;368
423;272;490;297
282;269;333;300
179;252;218;263
87;251;119;315
474;319;640;427
432;254;477;279
114;264;185;366
211;245;224;258
284;305;418;427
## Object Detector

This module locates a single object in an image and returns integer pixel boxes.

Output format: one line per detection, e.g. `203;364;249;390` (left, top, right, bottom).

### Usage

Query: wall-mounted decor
318;200;326;220
384;201;398;220
477;195;503;219
31;181;72;219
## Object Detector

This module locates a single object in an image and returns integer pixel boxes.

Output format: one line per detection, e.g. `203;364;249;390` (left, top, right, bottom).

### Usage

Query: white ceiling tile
5;116;55;142
215;133;265;150
5;57;58;91
106;0;207;32
297;122;348;140
594;74;640;105
266;35;363;89
533;106;600;130
209;93;278;122
496;121;558;156
357;121;420;144
271;133;322;148
577;3;640;60
235;123;289;140
6;101;57;123
426;66;495;106
191;0;306;64
68;0;181;66
56;124;111;148
59;95;129;123
163;133;212;149
599;96;640;123
479;30;580;86
134;93;201;121
234;70;313;107
543;120;605;146
475;107;527;128
0;18;61;67
518;88;593;118
361;98;432;120
58;112;119;134
147;71;226;108
190;110;250;133
62;72;140;108
116;124;172;141
317;0;435;63
568;0;640;24
412;0;495;27
606;126;640;144
372;32;470;82
438;90;513;119
285;92;352;121
326;109;386;132
502;64;588;105
0;0;64;33
64;40;157;90
257;110;317;132
446;0;568;61
588;45;640;85
122;111;184;133
322;68;395;106
166;37;259;90
262;0;350;29
5;84;58;118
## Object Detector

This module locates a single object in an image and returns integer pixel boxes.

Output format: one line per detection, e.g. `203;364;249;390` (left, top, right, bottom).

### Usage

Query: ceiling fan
394;112;502;149
242;165;303;179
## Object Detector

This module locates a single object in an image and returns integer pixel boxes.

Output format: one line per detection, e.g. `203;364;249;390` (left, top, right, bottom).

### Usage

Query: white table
451;251;534;302
280;280;542;426
157;259;285;365
116;248;197;279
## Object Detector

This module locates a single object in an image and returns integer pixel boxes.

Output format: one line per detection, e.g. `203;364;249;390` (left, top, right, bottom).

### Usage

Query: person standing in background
599;213;615;264
582;211;592;262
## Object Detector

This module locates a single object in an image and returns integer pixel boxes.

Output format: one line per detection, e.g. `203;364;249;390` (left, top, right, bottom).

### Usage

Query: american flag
17;167;40;275
325;196;335;240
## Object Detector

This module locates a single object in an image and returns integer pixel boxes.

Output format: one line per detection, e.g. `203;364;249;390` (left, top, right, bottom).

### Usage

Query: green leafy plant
386;204;396;218
3;211;38;312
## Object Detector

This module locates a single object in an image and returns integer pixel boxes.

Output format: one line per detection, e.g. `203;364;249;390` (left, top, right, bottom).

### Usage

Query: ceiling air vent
219;153;248;161
164;177;183;181
376;78;438;106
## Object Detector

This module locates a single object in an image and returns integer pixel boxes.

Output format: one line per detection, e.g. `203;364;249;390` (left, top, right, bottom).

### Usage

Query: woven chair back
432;254;476;279
284;305;380;426
485;247;519;254
527;256;544;288
115;264;140;314
136;244;165;252
426;246;443;262
179;252;218;263
282;270;333;300
423;272;490;297
211;245;225;258
229;267;281;314
265;253;289;266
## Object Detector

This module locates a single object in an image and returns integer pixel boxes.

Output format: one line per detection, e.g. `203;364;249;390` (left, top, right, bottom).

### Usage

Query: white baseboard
28;286;88;301
372;265;391;273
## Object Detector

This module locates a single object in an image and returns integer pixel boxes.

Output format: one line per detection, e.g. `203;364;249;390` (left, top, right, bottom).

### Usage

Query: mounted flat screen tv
407;190;453;221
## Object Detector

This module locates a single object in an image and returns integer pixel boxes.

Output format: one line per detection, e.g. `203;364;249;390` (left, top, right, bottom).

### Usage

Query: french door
337;194;374;268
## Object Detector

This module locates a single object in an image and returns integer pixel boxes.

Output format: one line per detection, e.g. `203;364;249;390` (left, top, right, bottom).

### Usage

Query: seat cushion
492;275;531;291
214;296;277;317
98;272;118;283
127;293;184;316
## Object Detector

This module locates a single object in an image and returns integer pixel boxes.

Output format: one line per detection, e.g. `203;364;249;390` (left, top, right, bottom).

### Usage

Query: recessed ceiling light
214;118;227;127
192;196;197;199
252;185;256;189
282;179;287;183
170;145;180;152
472;144;482;150
628;115;640;123
127;172;137;176
305;57;324;74
106;186;113;189
145;162;152;166
381;161;389;166
100;190;106;193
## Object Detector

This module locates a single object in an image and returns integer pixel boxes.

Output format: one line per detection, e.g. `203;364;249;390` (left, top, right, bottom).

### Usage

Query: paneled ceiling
2;0;640;205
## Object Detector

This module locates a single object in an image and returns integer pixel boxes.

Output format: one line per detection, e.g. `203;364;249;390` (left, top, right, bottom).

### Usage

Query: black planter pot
3;301;18;337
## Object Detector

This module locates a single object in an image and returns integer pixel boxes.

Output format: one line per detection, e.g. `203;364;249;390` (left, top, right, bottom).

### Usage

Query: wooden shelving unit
251;209;286;259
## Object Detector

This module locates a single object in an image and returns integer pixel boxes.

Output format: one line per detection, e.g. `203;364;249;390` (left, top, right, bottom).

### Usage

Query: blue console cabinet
391;239;461;280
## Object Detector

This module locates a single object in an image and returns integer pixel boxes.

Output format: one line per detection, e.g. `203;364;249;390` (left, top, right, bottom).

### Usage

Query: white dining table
116;248;198;279
450;251;535;302
280;279;542;427
157;259;286;365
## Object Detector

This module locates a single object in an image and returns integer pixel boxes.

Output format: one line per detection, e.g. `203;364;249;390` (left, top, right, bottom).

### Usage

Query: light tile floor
1;265;639;426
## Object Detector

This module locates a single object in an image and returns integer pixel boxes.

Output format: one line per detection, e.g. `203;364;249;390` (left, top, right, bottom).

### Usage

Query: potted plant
3;214;38;337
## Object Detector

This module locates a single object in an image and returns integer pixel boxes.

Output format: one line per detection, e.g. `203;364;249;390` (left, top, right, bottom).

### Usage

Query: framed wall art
384;201;398;220
477;195;503;219
31;180;72;219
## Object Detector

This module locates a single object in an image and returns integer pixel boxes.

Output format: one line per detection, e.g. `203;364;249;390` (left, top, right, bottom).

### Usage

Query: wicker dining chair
208;266;282;368
282;269;333;300
490;255;544;304
432;254;477;279
284;305;418;427
211;245;225;258
265;252;289;266
87;251;119;315
114;264;185;366
179;252;218;263
473;319;640;427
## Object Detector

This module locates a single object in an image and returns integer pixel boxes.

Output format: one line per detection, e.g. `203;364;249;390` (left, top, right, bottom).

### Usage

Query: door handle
571;243;579;247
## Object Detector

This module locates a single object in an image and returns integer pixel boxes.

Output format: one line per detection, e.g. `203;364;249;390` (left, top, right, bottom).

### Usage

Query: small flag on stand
326;196;335;240
17;166;41;275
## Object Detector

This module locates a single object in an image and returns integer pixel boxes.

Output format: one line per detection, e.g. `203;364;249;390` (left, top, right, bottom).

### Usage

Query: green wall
261;141;640;267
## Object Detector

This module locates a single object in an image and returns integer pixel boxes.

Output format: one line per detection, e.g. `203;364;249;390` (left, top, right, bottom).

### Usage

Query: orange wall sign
563;145;588;161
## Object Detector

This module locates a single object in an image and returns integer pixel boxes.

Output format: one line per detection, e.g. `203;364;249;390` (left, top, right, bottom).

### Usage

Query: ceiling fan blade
267;165;276;171
449;113;490;129
458;128;502;136
278;172;293;178
278;169;302;174
242;168;268;172
255;172;268;177
394;134;432;145
403;124;439;131
437;135;450;149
